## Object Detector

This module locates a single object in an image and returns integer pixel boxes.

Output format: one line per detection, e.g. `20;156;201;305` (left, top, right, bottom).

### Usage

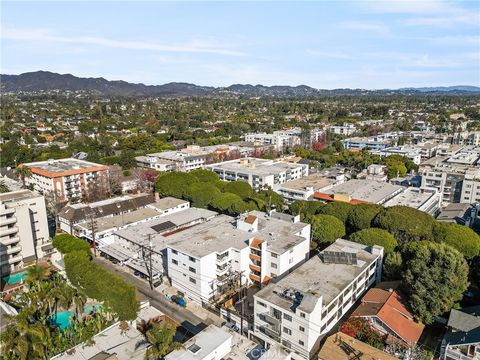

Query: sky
1;0;479;89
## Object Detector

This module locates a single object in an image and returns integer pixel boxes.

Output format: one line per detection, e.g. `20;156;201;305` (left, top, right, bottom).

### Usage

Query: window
172;249;178;255
283;327;291;335
299;326;305;332
299;340;304;346
172;259;178;265
189;256;196;262
271;253;278;258
189;277;196;284
289;258;293;264
300;312;306;318
283;313;292;321
257;301;266;307
271;263;277;269
189;267;196;273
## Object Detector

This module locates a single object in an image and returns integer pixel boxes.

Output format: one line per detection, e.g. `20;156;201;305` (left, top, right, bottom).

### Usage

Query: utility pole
89;214;98;258
237;271;246;336
143;234;154;290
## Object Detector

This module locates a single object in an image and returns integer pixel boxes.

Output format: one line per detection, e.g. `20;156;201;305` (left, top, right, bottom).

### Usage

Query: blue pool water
50;311;75;330
84;304;102;314
2;271;28;285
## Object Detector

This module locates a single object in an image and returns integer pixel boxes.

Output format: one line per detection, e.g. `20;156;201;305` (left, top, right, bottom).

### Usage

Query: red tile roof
244;215;257;224
313;192;368;205
352;287;425;345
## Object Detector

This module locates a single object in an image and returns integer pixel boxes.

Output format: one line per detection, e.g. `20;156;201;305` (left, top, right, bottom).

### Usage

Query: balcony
2;226;18;236
5;246;21;255
249;263;261;272
445;348;476;360
216;253;230;264
1;236;20;246
250;273;261;283
0;254;22;266
260;325;281;342
260;312;281;326
249;253;261;262
0;217;16;227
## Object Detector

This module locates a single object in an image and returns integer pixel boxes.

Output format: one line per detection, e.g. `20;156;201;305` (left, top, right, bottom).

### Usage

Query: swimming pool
50;311;75;330
83;304;102;314
2;271;28;285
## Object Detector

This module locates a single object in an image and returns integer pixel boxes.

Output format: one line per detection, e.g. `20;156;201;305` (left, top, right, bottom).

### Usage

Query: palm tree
136;323;181;360
14;165;32;188
71;290;87;319
0;319;51;360
26;265;50;283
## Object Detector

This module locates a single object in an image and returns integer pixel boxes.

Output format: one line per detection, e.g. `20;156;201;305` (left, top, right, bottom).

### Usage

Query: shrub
52;234;91;258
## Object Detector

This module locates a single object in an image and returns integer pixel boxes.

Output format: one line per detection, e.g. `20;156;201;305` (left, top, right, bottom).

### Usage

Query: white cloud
340;21;389;34
1;26;246;56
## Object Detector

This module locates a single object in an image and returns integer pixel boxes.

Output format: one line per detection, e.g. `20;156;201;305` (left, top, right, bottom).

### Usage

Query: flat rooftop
207;158;304;176
114;207;218;248
323;180;403;204
383;187;437;209
23;158;106;173
148;197;189;211
167;210;309;258
77;207;162;232
279;173;336;191
255;239;380;313
0;189;41;203
437;203;475;222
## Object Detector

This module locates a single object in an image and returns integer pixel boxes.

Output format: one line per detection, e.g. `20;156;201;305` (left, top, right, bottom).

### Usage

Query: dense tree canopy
383;251;403;281
346;203;383;232
349;228;398;254
373;206;435;244
401;242;469;324
311;214;346;246
185;182;221;208
433;222;480;259
210;192;247;215
318;202;354;223
290;200;325;222
52;234;91;258
155;172;199;198
223;181;254;199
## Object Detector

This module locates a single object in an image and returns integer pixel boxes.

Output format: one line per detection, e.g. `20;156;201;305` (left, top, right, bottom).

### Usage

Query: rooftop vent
188;343;201;354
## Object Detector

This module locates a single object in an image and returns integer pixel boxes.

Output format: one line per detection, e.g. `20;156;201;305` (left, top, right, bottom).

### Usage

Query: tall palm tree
71;290;87;319
0;319;51;360
14;165;32;189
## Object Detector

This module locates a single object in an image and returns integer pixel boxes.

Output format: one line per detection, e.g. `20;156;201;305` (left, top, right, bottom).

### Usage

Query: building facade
0;190;52;275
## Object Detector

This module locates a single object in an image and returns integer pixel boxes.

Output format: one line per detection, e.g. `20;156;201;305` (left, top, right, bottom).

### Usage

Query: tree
373;206;434;244
210;192;247;215
401;242;469;324
311;214;346;246
289;200;324;222
340;318;385;349
190;169;219;183
223;181;253;199
138;323;181;359
14;165;32;188
52;234;91;258
155;172;198;199
346;203;383;232
433;222;480;259
383;251;403;281
185;182;221;208
349;228;397;254
318;202;354;224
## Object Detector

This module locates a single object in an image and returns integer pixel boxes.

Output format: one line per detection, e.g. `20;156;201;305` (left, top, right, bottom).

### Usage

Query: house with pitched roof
441;306;480;360
350;283;425;346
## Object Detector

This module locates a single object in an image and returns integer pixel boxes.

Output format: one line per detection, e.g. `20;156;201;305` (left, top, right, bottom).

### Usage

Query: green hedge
52;234;91;258
64;251;139;321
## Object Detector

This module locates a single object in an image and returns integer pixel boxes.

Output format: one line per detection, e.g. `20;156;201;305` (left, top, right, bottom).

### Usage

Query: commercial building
251;239;384;360
206;158;308;191
350;285;424;346
166;211;311;304
383;187;441;216
314;180;404;205
58;193;155;234
0;190;52;275
22;158;110;201
276;174;337;203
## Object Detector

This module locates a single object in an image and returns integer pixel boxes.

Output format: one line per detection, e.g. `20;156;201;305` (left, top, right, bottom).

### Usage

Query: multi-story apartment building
460;169;480;204
0;190;52;275
341;137;391;151
328;123;357;136
276;173;337;203
166;211;311;304
206;158;309;191
384;187;442;216
244;128;324;152
22;158;110;201
251;239;384;360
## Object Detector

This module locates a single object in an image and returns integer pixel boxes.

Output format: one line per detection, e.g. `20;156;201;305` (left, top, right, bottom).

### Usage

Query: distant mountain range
1;71;479;97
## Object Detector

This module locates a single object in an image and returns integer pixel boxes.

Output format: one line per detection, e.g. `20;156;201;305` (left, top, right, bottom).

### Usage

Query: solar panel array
322;251;358;265
151;221;176;233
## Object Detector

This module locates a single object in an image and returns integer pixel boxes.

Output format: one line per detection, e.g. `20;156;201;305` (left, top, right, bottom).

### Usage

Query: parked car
224;322;240;333
153;280;162;288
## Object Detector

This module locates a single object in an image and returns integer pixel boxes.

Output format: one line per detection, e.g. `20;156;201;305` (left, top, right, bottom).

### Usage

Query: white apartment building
0;190;52;275
207;158;308;191
166;211;311;304
460;169;480;204
276;173;337;203
244;128;324;152
376;146;422;165
22;158;110;201
251;239;384;360
384;187;442;216
328;123;357;136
